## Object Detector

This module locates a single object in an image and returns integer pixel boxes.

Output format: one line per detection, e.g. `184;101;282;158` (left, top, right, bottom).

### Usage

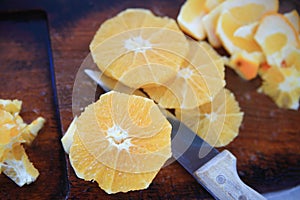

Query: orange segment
259;66;300;110
72;91;171;174
70;132;159;194
177;0;207;40
143;40;225;109
216;0;278;54
254;13;300;67
175;88;244;147
90;8;188;89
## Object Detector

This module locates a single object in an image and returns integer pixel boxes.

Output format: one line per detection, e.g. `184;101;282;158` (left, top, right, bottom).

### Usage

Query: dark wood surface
0;0;300;199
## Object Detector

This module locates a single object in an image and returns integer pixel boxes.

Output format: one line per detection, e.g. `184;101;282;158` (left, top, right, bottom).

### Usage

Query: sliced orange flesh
73;91;171;174
216;0;278;54
259;66;300;110
90;8;188;89
175;88;244;147
254;13;300;67
143;40;225;109
177;0;207;40
70;132;159;194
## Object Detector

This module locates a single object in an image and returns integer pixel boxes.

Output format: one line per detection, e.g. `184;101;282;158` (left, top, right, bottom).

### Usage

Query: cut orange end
0;99;44;186
254;13;300;67
177;0;207;40
1;144;39;187
175;88;244;147
259;66;300;110
216;0;278;54
143;40;225;109
90;8;188;89
228;51;264;80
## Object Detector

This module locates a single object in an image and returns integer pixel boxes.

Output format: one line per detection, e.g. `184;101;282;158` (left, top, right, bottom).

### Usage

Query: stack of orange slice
0;99;45;187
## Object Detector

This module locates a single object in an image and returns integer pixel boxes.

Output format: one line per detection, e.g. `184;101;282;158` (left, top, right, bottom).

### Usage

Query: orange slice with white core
73;91;171;173
70;132;159;194
90;8;188;89
254;13;300;68
67;91;171;193
1;144;39;187
177;0;207;40
0;99;44;186
227;51;265;80
259;66;300;110
175;88;243;147
143;40;225;109
284;10;300;34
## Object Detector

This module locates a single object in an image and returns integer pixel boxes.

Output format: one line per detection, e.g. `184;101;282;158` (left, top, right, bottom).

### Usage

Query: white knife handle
194;150;266;200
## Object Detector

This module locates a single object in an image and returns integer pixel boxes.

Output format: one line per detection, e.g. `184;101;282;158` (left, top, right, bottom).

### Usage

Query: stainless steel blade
167;115;219;174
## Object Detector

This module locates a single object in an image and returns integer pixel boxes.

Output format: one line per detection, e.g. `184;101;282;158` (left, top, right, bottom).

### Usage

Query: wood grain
0;0;300;199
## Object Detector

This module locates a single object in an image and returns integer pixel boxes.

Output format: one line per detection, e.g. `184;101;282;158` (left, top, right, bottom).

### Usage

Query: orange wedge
143;40;225;109
177;0;207;40
68;91;171;193
259;66;300;110
90;8;188;89
176;88;243;147
254;13;300;68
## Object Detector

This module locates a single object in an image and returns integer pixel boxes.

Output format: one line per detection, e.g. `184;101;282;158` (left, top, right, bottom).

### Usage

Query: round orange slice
90;8;188;89
259;66;300;110
74;91;171;173
143;40;225;109
175;88;244;147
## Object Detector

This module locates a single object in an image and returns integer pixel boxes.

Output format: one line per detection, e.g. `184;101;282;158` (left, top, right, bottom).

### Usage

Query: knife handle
194;150;266;200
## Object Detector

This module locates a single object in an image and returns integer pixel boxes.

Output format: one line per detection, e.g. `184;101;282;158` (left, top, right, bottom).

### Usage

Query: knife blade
84;69;266;200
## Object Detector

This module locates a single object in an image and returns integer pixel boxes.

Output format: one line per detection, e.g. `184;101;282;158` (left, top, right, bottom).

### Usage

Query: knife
84;69;266;200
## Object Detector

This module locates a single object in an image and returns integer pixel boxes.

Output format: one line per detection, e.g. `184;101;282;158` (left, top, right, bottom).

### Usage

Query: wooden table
0;0;299;199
